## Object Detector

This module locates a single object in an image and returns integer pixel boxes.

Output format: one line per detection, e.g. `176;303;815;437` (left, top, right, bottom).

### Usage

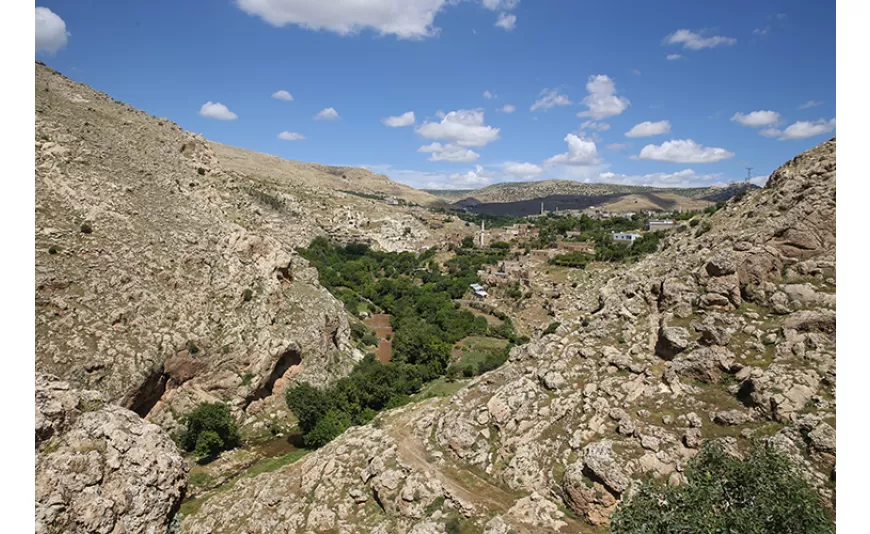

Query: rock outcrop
35;374;188;534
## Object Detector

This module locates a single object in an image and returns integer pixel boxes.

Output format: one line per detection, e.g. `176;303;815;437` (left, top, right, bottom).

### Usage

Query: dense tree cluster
289;238;526;447
610;441;835;534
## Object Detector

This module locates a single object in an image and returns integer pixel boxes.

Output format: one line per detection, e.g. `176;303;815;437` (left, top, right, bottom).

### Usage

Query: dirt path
386;405;587;534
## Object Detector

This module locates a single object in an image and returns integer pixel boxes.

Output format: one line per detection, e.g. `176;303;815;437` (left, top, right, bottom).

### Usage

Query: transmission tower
745;167;752;187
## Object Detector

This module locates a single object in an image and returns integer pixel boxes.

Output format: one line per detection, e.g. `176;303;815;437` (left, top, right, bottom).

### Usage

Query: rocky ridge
34;61;441;433
181;138;836;533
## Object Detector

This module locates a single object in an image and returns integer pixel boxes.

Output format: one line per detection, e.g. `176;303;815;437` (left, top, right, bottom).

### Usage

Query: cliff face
181;139;836;533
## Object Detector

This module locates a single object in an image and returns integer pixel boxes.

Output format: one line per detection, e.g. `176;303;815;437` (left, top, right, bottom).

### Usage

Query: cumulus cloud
598;168;723;187
416;109;500;147
798;100;822;109
666;54;683;60
530;89;572;112
199;101;238;120
278;131;305;140
731;110;781;128
580;120;611;131
764;118;836;141
625;120;671;138
382;111;416;127
665;29;737;50
577;75;630;120
448;165;494;187
637;139;734;163
499;104;516;113
753;26;770;36
495;13;516;31
418;142;480;162
503;162;543;178
272;90;294;101
315;107;340;120
483;90;495;99
544;134;601;166
36;7;69;54
235;0;450;39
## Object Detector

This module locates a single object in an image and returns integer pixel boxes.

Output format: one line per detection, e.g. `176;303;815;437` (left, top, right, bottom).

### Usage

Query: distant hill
426;180;760;216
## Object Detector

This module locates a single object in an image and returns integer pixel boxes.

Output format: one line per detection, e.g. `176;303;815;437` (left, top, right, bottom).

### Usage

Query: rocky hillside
428;181;758;216
34;61;439;437
182;139;836;533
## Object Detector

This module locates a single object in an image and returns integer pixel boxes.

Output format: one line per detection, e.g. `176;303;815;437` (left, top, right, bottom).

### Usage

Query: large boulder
35;374;188;534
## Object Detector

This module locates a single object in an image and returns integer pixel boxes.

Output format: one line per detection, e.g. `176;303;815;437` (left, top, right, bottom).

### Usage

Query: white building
470;283;488;299
612;232;641;244
647;219;676;231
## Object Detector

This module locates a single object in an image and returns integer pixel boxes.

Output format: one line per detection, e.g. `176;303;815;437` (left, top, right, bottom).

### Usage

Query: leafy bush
610;441;834;534
242;288;254;302
196;167;206;176
80;222;93;234
542;322;561;336
179;403;241;460
461;236;475;248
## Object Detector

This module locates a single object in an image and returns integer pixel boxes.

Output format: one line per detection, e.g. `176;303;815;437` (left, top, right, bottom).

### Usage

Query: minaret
479;220;486;247
540;201;544;216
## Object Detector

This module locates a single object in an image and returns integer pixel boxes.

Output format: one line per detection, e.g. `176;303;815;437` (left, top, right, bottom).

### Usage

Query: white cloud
530;89;572;111
199;101;238;120
499;104;516;113
753;26;770;36
483;90;495;99
235;0;449;39
580;120;611;131
769;118;836;141
637;139;734;163
666;54;683;60
606;143;630;151
625;120;671;138
418;142;480;162
759;128;781;138
495;13;516;31
35;7;69;54
482;0;520;10
272;90;294;101
382;111;416;127
599;168;723;187
731;110;781;127
798;100;822;109
544;134;601;166
415;109;500;147
632;68;641;76
448;165;494;188
577;75;630;120
503;161;543;178
315;107;340;120
278;131;305;140
665;29;737;50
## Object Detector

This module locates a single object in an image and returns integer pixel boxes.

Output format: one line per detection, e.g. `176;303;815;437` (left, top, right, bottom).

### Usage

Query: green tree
610;441;835;534
304;410;352;448
179;403;240;457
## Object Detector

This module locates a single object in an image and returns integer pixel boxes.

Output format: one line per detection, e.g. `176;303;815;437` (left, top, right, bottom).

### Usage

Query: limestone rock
35;374;188;534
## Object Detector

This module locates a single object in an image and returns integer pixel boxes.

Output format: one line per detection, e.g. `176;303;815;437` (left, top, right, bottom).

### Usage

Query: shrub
695;220;713;237
610;441;835;534
48;246;58;255
196;167;206;176
179;403;240;460
80;222;93;234
542;322;561;336
689;218;700;227
242;288;254;302
304;410;351;449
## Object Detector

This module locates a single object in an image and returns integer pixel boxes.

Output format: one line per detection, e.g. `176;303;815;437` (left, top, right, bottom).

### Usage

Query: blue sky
35;0;835;190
